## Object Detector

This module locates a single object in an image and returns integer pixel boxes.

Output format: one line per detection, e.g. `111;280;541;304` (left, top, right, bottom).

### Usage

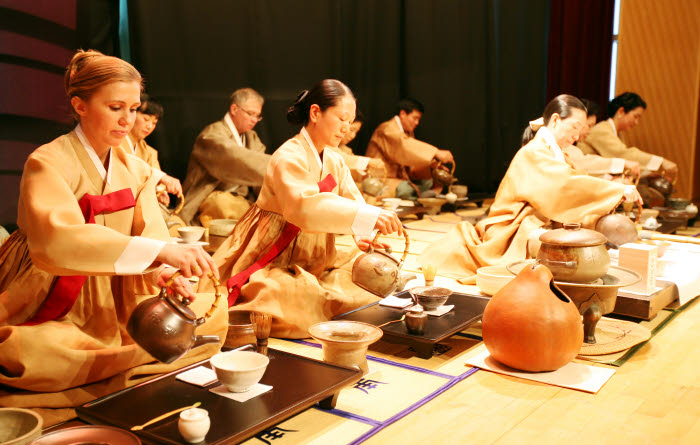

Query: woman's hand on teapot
354;235;391;252
156;243;219;279
661;159;678;182
374;210;403;236
158;267;195;300
624;160;640;178
368;158;385;170
623;185;643;206
160;174;183;196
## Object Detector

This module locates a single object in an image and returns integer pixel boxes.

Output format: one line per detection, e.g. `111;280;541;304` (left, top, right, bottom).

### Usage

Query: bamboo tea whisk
250;312;272;355
423;264;437;286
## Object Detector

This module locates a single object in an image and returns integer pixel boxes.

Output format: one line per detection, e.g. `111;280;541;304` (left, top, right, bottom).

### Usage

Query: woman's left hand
159;175;183;196
158;267;196;300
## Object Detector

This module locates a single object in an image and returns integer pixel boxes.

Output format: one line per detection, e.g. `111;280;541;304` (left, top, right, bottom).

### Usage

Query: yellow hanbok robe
181;117;269;224
200;131;379;338
366;117;438;182
577;119;663;171
419;129;625;279
563;145;626;176
0;130;226;424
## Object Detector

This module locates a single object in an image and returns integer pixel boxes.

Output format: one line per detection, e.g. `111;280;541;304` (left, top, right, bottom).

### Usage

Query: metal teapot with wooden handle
352;231;410;297
432;160;457;187
127;271;222;364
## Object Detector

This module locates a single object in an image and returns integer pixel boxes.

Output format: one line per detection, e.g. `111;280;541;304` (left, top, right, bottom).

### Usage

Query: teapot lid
539;223;607;247
167;293;197;320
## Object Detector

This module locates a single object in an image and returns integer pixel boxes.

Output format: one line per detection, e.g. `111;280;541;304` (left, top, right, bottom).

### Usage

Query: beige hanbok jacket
202;131;380;338
366;117;438;180
0;130;226;423
577;120;662;170
121;135;161;170
181;118;269;223
419;129;625;278
329;144;371;182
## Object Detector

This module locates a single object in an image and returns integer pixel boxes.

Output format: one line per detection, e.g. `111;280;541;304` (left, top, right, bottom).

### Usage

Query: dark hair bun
286;90;309;125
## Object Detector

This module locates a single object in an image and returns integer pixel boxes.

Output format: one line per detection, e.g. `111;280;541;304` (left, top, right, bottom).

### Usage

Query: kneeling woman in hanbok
203;80;403;338
419;94;642;280
0;50;226;423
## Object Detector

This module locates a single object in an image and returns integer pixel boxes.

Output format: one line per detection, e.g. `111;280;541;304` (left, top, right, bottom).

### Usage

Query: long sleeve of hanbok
18;146;167;276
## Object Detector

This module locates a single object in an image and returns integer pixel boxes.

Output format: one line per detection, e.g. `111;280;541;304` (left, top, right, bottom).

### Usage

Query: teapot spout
193;335;221;349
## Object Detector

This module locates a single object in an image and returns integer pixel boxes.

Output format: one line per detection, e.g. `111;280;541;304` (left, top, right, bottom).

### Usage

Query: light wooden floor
355;207;700;444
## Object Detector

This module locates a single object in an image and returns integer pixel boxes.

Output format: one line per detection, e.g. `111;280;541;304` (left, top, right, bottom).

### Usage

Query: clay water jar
482;262;583;372
537;223;610;283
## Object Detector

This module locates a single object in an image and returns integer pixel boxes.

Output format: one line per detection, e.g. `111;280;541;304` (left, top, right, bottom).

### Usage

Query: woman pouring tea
0;50;226;423
201;79;403;338
419;94;642;279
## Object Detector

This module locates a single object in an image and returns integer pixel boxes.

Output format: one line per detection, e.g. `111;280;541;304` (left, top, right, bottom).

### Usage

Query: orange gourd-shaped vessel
482;262;583;372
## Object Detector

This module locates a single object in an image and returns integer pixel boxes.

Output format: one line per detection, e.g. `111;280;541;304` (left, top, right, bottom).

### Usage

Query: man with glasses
181;88;271;225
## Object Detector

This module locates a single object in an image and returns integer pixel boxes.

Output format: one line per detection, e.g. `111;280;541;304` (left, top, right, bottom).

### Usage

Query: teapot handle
165;270;223;321
156;184;186;216
371;230;410;265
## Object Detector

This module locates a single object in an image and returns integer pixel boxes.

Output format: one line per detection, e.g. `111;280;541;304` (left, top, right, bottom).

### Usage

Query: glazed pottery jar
178;407;211;443
537;223;610;283
482;262;583;372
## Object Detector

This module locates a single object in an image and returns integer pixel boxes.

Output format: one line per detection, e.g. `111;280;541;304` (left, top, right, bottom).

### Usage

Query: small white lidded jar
178;407;211;443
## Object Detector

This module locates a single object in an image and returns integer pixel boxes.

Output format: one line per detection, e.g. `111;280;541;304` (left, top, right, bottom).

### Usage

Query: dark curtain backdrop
128;0;550;194
546;0;614;119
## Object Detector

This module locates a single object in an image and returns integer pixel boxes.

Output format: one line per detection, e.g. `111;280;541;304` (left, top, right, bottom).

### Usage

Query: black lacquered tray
77;348;361;444
334;291;490;358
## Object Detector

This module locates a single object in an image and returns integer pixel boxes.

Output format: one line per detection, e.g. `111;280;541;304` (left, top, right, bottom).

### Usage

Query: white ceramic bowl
210;350;269;393
476;265;515;296
0;407;43;445
178;226;205;243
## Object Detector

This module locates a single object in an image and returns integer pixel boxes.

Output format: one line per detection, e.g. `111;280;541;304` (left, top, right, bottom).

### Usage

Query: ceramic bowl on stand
308;321;382;374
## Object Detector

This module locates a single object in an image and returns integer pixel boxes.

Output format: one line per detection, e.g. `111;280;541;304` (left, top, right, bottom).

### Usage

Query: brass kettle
352;231;410;297
127;271;222;364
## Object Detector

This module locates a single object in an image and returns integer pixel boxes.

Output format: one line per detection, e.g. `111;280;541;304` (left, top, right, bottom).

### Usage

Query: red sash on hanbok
226;174;337;306
22;188;136;325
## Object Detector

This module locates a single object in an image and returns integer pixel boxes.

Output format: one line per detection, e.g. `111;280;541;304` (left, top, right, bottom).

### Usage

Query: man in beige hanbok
0;127;227;425
419;126;626;279
181;88;270;225
201;128;382;338
366;99;454;196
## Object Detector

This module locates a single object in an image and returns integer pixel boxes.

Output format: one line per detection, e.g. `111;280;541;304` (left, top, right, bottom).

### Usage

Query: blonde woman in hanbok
0;50;226;425
202;80;403;338
419;95;642;280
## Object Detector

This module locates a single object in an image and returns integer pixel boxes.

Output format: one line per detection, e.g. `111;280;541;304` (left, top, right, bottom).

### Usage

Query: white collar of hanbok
75;123;113;185
124;134;135;153
301;126;323;171
536;126;565;163
394;115;404;133
224;112;245;147
607;118;618;136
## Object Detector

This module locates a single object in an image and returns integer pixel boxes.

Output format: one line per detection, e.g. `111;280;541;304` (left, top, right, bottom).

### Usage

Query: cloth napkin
210;383;272;402
176;366;218;387
379;295;414;308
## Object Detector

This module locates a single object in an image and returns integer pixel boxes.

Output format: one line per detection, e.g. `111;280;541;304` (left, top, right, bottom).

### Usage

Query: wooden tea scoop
131;401;201;431
639;230;700;245
251;312;272;356
376;314;406;328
